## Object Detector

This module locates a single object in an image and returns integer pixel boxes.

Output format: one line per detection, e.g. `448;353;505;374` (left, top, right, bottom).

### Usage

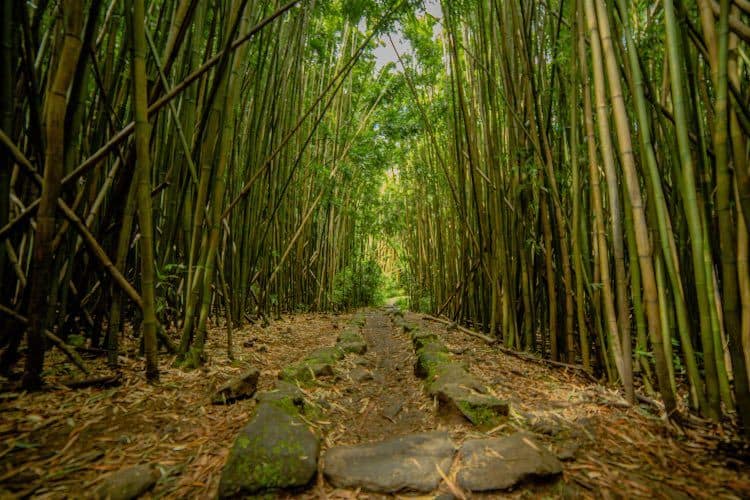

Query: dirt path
2;309;750;498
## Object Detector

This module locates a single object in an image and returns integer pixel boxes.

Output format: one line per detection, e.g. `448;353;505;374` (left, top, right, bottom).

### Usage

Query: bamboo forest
2;0;750;497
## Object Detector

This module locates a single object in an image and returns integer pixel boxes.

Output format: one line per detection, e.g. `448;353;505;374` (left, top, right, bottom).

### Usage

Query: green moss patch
218;403;319;498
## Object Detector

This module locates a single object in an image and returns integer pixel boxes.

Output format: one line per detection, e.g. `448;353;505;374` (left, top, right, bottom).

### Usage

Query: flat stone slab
279;360;334;383
323;432;455;493
92;464;160;500
434;383;508;426
218;403;319;497
457;433;562;492
337;330;368;354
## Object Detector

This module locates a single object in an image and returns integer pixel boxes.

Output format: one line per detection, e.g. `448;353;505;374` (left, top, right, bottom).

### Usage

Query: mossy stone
337;340;367;355
411;331;439;350
218;403;320;498
435;383;508;427
308;346;345;364
414;349;451;379
428;363;486;395
279;360;334;383
336;329;361;343
402;322;418;333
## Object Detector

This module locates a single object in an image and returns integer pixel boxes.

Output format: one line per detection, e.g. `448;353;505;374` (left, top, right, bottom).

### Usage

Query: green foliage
332;258;383;309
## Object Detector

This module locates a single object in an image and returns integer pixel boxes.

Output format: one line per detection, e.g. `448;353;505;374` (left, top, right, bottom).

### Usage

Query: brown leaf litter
2;308;750;499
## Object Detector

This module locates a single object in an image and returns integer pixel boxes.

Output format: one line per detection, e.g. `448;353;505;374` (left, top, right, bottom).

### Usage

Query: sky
371;0;443;71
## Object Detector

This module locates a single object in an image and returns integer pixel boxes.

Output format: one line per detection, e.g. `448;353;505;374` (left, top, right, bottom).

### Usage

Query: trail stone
411;331;440;350
92;464;160;500
336;330;368;354
414;349;451;378
338;340;367;355
256;380;305;409
401;322;417;333
218;403;319;498
280;360;334;383
434;383;508;426
382;401;403;421
428;363;486;394
457;433;562;492
309;346;345;363
323;432;455;493
349;367;373;382
211;367;260;404
336;329;361;343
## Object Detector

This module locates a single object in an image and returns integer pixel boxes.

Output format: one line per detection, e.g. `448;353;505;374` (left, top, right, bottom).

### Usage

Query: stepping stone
256;380;305;409
412;331;441;350
309;346;345;363
349;367;373;383
323;432;455;493
338;339;367;355
279;360;334;383
218;403;319;498
433;383;509;426
337;330;368;355
456;433;563;492
211;367;260;404
92;464;160;500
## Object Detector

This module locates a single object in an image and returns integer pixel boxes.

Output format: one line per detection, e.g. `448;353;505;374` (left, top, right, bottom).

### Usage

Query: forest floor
1;309;749;498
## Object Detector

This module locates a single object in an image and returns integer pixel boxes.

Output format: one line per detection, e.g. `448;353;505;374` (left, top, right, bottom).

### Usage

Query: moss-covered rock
218;403;320;498
279;360;334;383
410;333;509;428
336;329;361;343
411;331;439;350
434;384;508;427
414;348;451;379
336;329;368;355
353;315;366;327
308;346;345;364
338;340;367;355
401;322;418;333
428;363;487;395
256;380;306;413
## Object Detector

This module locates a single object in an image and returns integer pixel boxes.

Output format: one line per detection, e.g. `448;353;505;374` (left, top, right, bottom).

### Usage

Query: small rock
257;344;268;353
349;367;373;383
457;433;563;492
218;403;319;497
351;355;370;366
211;367;260;404
242;337;258;348
323;432;455;493
92;464;160;500
382;402;403;421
